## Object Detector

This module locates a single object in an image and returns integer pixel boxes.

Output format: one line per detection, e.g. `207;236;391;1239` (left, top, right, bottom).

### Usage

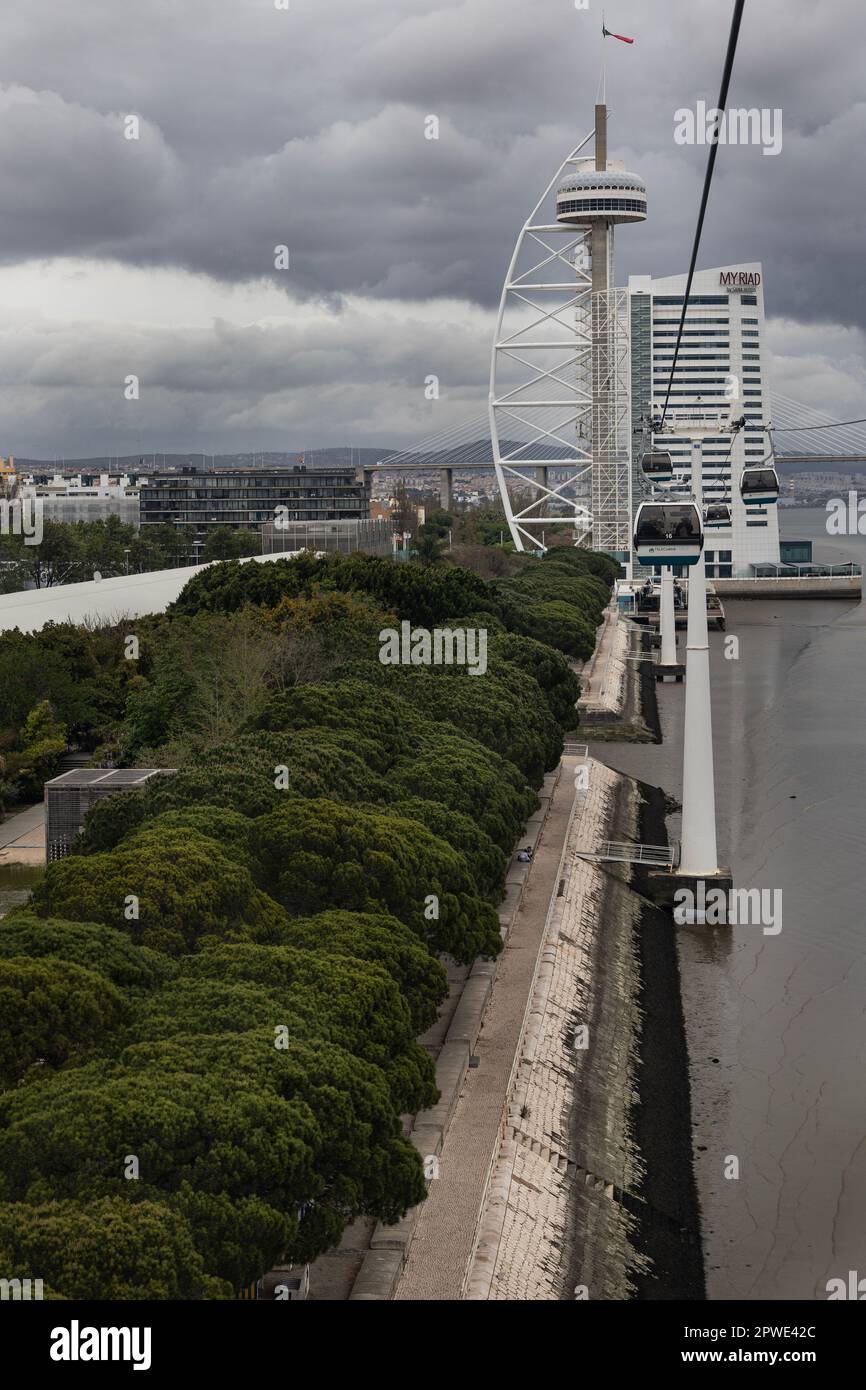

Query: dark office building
139;465;370;532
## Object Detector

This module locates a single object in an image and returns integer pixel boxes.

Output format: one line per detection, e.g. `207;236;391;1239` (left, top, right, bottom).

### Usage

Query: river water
592;507;866;1301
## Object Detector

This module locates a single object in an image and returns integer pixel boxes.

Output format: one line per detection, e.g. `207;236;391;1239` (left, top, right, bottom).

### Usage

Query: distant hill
12;448;392;473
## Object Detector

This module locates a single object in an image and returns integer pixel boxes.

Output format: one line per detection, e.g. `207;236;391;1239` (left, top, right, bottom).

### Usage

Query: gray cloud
0;290;492;456
0;0;863;454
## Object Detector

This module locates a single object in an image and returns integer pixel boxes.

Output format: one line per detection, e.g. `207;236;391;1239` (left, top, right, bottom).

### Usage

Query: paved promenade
469;760;644;1301
393;757;581;1300
0;803;45;865
576;602;629;720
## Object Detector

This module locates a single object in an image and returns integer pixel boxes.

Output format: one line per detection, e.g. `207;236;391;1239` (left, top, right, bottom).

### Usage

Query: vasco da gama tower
490;97;781;573
555;103;647;559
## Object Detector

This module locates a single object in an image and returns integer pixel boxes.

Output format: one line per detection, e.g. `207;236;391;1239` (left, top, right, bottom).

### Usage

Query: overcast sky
1;0;864;458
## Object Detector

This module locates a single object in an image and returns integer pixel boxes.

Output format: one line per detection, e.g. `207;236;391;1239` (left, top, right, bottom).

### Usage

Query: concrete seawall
466;760;646;1299
464;761;703;1300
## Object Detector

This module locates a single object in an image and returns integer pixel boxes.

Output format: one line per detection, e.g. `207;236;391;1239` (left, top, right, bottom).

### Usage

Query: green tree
3;700;67;800
0;1198;228;1300
382;798;506;903
201;528;261;562
252;798;502;962
76;733;388;850
276;910;448;1035
0;520;80;588
32;829;288;957
413;527;447;568
134;943;437;1112
0;1040;427;1274
0;956;128;1086
117;1032;429;1264
488;631;581;727
0;914;173;991
172;552;490;628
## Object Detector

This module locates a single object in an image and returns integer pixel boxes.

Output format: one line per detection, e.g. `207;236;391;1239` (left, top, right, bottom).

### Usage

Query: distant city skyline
0;0;863;456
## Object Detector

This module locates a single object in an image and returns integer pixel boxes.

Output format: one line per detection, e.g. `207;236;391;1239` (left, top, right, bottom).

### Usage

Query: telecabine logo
50;1321;152;1371
674;100;783;157
0;497;42;546
379;620;487;676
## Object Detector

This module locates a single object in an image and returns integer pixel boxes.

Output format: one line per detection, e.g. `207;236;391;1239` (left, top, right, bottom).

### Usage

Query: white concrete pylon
680;436;719;875
660;565;677;667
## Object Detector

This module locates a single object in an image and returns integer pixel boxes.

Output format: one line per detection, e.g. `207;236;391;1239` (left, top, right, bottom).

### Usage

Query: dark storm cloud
0;0;864;454
0;0;863;324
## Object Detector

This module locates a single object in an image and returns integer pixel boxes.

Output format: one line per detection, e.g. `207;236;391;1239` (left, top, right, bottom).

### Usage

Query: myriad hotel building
629;263;780;577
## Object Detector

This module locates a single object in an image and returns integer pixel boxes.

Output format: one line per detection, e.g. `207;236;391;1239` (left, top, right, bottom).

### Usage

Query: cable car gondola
641;451;674;485
704;502;731;530
633;502;703;566
740;466;779;508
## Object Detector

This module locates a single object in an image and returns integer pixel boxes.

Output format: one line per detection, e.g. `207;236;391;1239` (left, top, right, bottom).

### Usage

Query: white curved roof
0;551;301;634
557;170;645;194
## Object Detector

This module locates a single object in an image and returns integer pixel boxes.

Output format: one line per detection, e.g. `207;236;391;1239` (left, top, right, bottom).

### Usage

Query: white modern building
18;472;142;527
628;262;780;577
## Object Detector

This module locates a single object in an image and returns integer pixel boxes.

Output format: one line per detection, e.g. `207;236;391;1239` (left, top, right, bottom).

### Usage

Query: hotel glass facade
628;263;780;576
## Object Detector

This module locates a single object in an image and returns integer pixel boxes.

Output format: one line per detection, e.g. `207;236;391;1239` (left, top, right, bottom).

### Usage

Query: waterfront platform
712;572;861;599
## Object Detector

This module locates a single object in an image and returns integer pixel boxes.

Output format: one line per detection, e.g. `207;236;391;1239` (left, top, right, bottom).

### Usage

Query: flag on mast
602;20;634;44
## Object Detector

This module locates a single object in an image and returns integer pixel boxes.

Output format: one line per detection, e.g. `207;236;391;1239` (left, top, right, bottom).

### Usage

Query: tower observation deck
559;106;645;558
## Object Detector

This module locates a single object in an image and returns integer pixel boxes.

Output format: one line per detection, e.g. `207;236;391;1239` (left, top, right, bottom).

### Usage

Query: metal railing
574;840;679;870
747;562;861;579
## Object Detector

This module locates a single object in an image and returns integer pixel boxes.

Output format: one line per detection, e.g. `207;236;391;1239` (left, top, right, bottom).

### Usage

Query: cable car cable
772;416;866;432
660;0;746;429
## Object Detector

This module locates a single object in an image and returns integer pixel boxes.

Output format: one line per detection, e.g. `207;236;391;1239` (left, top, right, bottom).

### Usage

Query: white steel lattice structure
489;106;644;555
488;133;596;552
590;285;632;552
